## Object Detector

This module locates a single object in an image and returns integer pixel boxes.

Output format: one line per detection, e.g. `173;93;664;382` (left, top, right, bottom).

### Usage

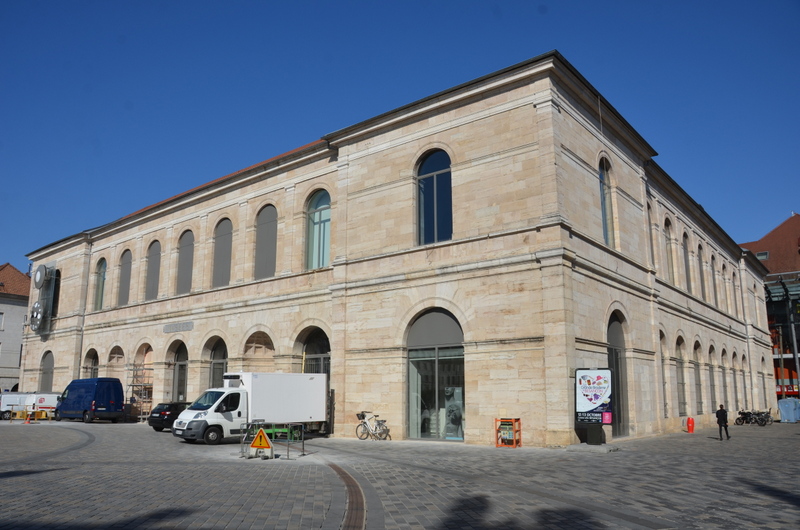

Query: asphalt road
1;418;798;529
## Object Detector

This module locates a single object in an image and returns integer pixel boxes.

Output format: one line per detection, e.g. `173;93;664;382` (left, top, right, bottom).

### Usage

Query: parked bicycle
356;411;391;440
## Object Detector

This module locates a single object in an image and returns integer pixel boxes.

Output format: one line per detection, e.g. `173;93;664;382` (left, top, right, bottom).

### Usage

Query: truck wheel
204;427;222;445
1;411;10;421
83;411;93;423
356;424;369;440
54;411;61;421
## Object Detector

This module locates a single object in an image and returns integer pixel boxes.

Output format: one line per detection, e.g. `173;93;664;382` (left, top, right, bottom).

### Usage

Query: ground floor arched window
39;351;54;392
173;343;189;401
210;339;228;388
407;309;464;441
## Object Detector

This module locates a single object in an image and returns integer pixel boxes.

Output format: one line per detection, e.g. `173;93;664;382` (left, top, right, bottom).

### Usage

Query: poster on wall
575;368;612;425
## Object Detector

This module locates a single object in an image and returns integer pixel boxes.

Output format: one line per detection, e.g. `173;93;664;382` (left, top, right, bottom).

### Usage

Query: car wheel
1;411;11;421
184;438;197;444
152;426;164;432
83;411;93;423
204;427;222;445
54;411;61;422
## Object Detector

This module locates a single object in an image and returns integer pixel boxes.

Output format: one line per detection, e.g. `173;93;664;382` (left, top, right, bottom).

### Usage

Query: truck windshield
188;391;224;411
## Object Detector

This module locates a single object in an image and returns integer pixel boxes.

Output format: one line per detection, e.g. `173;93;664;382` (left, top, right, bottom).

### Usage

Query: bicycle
356;411;391;440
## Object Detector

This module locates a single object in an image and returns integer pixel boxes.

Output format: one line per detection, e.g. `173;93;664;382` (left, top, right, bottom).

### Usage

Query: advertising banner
575;368;612;425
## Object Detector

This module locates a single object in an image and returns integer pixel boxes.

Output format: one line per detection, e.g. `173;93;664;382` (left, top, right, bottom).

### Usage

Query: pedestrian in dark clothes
716;404;730;440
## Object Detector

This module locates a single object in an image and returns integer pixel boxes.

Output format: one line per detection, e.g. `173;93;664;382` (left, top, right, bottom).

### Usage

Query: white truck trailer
171;372;327;445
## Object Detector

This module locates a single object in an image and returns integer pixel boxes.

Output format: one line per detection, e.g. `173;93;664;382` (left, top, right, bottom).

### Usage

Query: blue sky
1;1;798;273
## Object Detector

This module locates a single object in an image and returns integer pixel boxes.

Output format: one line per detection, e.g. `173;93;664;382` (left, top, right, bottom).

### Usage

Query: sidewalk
0;420;797;529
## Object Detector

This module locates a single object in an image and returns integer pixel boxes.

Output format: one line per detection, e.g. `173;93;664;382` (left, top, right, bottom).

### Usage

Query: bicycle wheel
356;423;369;440
377;425;390;440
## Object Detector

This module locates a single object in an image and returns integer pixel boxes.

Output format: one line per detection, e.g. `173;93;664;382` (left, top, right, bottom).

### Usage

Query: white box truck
171;372;327;445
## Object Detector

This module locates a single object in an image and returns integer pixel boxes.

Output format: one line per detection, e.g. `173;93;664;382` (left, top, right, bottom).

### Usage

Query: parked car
148;402;190;432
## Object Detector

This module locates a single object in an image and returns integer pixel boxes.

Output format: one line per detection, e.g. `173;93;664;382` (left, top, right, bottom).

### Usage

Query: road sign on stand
249;428;274;460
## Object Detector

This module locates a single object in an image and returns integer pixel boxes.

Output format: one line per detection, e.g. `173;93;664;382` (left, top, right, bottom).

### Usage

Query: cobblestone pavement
0;419;798;529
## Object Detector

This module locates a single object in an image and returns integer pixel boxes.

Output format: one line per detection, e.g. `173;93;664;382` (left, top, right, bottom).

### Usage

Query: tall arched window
599;158;615;247
212;218;233;288
173;343;189;402
255;205;278;280
94;259;107;311
84;350;99;378
607;312;627;436
693;342;703;415
720;350;729;407
676;337;687;417
39;351;54;392
145;240;161;301
209;339;228;388
306;190;331;270
408;308;464;441
646;203;656;268
417;150;452;245
176;230;194;295
118;249;132;307
302;328;331;376
721;264;729;312
697;245;706;301
682;233;692;293
664;220;675;284
731;273;739;317
708;346;717;409
710;255;718;307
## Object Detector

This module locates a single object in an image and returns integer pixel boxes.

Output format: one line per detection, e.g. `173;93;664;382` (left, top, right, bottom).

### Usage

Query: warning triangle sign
251;428;272;449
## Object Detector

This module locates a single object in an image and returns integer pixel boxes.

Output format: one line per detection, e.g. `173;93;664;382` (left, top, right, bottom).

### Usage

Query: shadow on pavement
436;494;600;529
0;508;197;528
741;478;800;509
0;468;68;480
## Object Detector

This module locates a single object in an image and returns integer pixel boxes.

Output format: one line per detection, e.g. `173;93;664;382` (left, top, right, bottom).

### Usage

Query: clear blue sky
2;1;798;273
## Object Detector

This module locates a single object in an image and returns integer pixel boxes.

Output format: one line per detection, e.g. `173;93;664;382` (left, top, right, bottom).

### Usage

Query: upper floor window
118;249;132;306
682;233;692;293
697;245;706;301
599;158;614;247
176;230;194;295
51;269;61;318
255;205;278;280
212;218;233;288
94;259;107;310
756;251;769;260
145;241;161;301
711;255;719;307
417;150;452;245
646;203;656;268
721;264;729;312
664;220;675;284
306;190;331;270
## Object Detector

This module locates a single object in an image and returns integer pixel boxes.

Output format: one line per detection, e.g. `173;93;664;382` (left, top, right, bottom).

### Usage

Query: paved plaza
0;418;798;529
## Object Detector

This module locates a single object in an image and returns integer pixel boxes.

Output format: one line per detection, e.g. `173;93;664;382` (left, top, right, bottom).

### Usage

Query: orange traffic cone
24;411;32;424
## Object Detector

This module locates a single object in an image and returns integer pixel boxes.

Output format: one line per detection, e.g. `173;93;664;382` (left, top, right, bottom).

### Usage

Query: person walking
716;404;730;440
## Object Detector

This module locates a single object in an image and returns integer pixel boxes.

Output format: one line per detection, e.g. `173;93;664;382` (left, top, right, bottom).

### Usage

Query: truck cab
171;388;247;444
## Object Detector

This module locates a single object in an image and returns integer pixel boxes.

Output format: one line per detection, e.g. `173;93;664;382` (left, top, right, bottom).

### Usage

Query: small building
21;51;774;445
0;263;31;391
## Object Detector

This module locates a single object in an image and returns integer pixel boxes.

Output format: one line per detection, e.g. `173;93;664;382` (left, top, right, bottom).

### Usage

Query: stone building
21;51;774;446
0;263;30;391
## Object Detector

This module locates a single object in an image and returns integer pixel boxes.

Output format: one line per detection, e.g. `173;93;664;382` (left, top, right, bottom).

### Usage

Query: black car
148;402;189;432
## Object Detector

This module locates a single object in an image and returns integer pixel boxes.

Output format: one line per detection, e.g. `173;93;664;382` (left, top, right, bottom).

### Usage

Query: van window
220;393;240;411
188;391;224;411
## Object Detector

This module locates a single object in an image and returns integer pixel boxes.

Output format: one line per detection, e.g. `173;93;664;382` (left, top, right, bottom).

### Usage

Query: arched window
710;255;718;307
676;337;687;417
417;150;452;245
607;312;627;436
664;220;675;284
145;241;161;301
39;351;54;392
708;346;716;410
660;331;669;419
646;203;656;268
176;230;194;295
306;190;331;270
697;245;706;301
302;328;331;376
693;342;703;415
94;259;107;311
721;264;729;312
599;158;615;247
209;339;228;388
83;350;99;378
682;233;692;293
731;273;739;317
173;343;189;402
255;205;278;280
720;350;729;407
118;249;132;306
212;218;233;288
408;308;464;441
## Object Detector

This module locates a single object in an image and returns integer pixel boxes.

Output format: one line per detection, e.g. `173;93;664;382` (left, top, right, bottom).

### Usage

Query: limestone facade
21;51;774;446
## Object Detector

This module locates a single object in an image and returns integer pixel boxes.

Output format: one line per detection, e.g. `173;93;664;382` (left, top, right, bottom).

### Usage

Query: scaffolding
127;363;154;422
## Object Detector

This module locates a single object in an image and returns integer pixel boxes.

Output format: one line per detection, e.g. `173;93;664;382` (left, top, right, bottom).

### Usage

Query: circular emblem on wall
30;301;44;331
